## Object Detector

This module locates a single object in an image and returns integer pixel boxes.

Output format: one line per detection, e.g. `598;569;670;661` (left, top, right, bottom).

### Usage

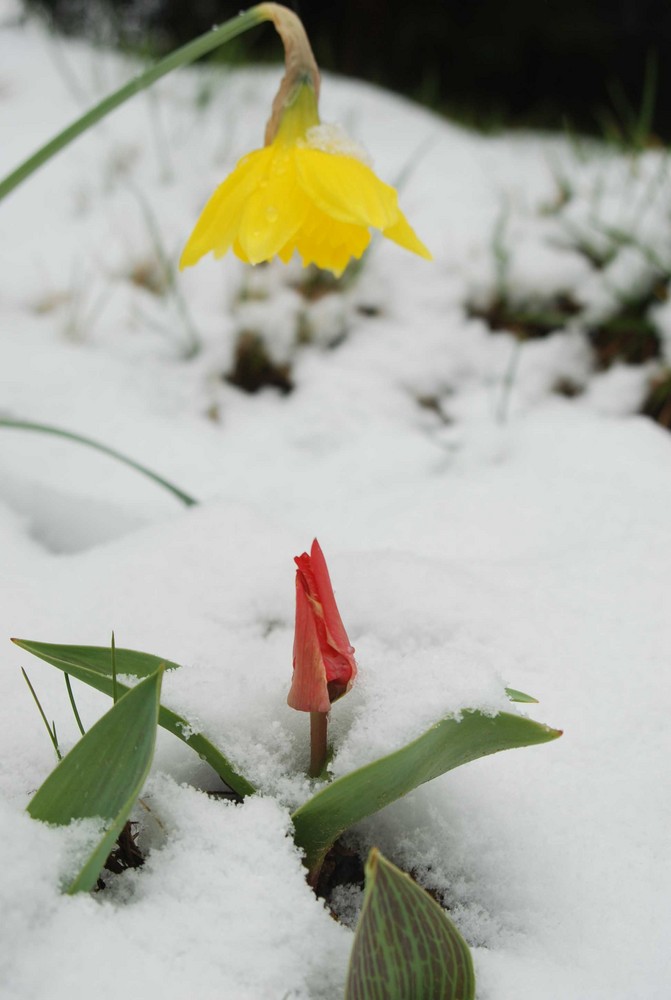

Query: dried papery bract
288;539;357;777
258;2;321;144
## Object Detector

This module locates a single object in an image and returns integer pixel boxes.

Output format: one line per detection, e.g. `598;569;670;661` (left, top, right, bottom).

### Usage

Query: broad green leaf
28;669;163;894
13;639;255;798
15;642;179;679
292;710;561;877
345;848;475;1000
505;686;538;704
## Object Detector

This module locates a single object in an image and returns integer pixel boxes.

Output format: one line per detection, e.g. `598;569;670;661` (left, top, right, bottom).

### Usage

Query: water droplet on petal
266;206;278;222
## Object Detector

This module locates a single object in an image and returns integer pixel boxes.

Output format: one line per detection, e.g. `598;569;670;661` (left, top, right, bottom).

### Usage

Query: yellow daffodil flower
180;4;431;277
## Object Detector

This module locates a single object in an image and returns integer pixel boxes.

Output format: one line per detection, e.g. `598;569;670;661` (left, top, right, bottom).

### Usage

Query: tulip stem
309;711;328;778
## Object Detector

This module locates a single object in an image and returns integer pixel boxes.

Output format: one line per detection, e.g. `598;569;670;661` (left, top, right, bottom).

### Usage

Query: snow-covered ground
1;3;669;997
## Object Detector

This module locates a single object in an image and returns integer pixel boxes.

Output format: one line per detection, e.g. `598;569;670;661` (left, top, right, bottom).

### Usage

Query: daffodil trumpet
180;3;431;277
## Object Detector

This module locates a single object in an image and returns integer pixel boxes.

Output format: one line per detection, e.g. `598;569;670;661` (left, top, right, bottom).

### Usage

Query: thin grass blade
0;419;197;506
21;668;62;759
13;639;255;798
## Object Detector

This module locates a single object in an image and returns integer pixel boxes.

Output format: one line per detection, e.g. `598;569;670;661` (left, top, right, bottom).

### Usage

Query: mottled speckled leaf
27;669;163;894
292;710;561;878
345;848;475;1000
12;639;255;798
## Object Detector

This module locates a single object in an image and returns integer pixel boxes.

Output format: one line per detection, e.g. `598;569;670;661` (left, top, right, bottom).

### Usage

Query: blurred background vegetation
23;0;671;141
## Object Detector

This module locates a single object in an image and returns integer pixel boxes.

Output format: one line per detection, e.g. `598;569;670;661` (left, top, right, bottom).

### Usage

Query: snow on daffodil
180;3;431;277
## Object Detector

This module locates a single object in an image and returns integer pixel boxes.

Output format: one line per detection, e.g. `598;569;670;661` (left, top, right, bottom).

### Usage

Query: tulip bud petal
288;572;332;713
287;539;356;713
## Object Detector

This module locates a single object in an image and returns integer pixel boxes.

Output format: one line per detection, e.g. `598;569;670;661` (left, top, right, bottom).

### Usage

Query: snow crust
1;12;670;999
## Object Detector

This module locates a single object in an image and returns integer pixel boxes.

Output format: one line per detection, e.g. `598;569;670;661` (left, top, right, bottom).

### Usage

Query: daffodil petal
278;242;296;264
383;212;433;260
293;204;370;274
181;116;431;274
238;154;309;264
294;148;399;229
179;148;273;269
232;239;250;264
298;240;351;277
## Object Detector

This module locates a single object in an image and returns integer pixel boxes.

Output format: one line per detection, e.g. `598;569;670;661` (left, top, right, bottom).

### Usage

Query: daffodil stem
309;711;328;778
0;6;269;203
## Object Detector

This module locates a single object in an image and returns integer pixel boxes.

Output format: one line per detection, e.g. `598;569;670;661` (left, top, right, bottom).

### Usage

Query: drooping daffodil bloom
180;4;431;277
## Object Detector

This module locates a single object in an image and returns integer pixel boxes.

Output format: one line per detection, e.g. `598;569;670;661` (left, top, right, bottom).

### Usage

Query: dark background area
25;0;671;141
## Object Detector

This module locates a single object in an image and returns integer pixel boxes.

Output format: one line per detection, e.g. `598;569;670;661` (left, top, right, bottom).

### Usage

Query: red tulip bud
288;539;357;714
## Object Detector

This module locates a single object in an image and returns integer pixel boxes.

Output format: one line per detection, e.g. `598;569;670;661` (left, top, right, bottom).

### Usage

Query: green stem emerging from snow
0;6;269;203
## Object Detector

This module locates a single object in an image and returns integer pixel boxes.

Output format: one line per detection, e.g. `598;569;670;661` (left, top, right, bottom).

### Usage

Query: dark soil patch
470;283;665;371
292;268;342;303
416;393;453;424
587;282;666;368
315;839;450;928
588;314;661;367
356;303;381;318
641;370;671;427
469;293;581;340
553;376;584;398
315;840;366;904
225;331;293;395
127;259;167;296
96;820;144;889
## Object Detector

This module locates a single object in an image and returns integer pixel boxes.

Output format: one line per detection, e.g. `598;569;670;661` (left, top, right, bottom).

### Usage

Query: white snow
1;10;670;999
303;122;373;166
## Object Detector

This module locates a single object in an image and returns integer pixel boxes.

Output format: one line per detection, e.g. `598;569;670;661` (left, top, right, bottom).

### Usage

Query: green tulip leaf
345;848;475;1000
292;710;561;877
505;687;538;703
27;668;163;893
12;639;255;798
